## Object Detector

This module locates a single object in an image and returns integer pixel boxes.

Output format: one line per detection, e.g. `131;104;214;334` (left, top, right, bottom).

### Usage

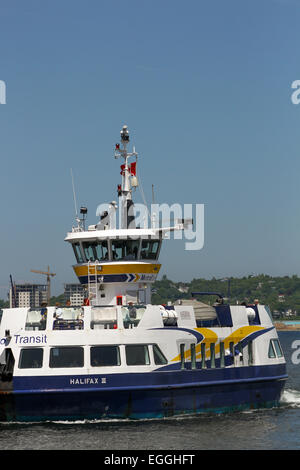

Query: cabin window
236;342;244;366
201;342;206;368
125;345;150;366
153;344;168;365
90;346;120;367
140;240;160;260
180;343;185;370
83;241;109;262
272;339;283;358
248;340;254;365
111;239;139;261
210;343;216;368
19;348;43;369
72;242;84;263
229;341;235;365
191;343;196;370
53;307;84;330
268;339;283;359
25;308;47;331
90;306;117;329
121;305;146;328
268;341;276;358
49;347;84;368
237;342;244;365
137;289;146;304
220;341;225;368
1;349;15;381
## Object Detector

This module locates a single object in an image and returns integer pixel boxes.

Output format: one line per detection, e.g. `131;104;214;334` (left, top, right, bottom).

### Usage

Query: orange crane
30;266;56;305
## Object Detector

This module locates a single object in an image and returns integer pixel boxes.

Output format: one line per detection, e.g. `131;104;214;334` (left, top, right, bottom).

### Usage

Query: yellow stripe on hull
73;263;161;276
171;325;266;362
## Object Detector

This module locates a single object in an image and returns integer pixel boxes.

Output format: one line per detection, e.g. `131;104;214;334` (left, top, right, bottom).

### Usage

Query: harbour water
0;331;299;451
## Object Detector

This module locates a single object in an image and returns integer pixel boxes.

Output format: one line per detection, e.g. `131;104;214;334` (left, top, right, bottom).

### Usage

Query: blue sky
0;0;300;298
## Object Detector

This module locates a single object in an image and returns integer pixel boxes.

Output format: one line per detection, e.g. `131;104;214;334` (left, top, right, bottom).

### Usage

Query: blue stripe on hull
11;377;286;422
4;364;287;422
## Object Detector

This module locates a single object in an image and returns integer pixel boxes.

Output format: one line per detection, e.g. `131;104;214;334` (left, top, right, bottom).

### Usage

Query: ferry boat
0;126;287;421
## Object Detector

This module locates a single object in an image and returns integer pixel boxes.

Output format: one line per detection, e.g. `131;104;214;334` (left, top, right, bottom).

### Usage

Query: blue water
0;331;299;450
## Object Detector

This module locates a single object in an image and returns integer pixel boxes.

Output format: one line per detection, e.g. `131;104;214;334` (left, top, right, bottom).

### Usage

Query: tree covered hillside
151;274;300;317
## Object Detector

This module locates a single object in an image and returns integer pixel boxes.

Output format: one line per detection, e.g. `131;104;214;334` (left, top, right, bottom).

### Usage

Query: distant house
284;308;296;317
178;284;189;293
278;294;285;302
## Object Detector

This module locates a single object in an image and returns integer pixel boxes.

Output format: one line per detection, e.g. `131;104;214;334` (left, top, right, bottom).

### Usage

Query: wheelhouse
71;237;162;264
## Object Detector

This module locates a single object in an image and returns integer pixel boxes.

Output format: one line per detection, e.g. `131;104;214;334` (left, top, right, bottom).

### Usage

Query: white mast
114;125;137;229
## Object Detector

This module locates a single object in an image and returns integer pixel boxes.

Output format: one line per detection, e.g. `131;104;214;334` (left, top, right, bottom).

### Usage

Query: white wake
281;388;300;407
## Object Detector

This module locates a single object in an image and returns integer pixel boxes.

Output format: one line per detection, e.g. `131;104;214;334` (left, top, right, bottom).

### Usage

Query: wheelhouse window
72;242;84;263
111;239;139;261
19;348;43;369
125;344;150;366
140;240;160;260
49;347;84;368
83;241;109;262
90;345;120;367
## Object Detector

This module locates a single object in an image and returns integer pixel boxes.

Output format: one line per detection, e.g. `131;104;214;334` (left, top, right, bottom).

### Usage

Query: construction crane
30;266;56;305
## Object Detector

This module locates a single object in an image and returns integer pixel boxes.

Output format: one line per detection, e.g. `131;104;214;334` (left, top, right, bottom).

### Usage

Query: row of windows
179;341;243;369
25;305;147;332
18;344;168;369
18;338;284;370
72;239;161;263
179;338;283;370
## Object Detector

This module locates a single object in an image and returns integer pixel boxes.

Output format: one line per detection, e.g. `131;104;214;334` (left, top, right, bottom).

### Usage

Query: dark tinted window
140;240;160;260
19;348;43;369
153;344;168;365
91;346;120;366
50;347;84;368
82;241;108;262
72;242;84;263
125;345;150;365
272;339;283;358
111;239;139;261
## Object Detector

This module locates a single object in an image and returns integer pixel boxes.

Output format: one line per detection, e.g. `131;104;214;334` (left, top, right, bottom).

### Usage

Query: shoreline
274;322;300;331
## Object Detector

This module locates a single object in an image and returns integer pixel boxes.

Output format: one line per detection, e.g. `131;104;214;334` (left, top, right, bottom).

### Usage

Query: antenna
152;184;155;204
70;168;78;219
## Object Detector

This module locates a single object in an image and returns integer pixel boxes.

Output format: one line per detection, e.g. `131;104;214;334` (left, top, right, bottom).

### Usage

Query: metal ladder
87;261;98;303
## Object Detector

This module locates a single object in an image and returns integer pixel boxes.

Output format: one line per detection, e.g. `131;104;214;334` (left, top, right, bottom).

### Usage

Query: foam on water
281;388;300;407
